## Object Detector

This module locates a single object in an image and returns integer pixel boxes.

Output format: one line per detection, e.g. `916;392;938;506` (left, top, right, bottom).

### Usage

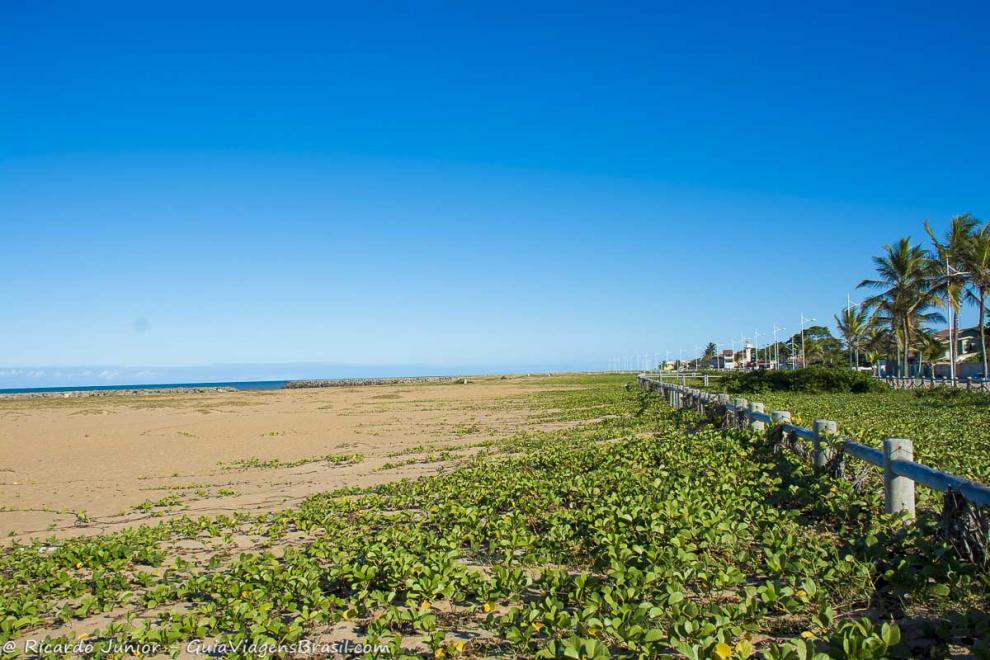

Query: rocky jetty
285;376;467;389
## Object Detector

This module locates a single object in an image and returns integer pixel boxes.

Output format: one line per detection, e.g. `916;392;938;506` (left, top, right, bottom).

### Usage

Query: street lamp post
945;256;970;384
772;324;786;370
800;314;816;368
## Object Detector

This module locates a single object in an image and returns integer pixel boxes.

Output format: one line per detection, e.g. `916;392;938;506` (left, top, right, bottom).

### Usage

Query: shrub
722;367;886;394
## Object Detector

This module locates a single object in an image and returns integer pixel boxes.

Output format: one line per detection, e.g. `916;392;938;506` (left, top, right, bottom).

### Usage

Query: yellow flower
342;607;356;621
434;649;446;659
531;622;544;632
240;590;249;599
796;589;807;599
801;631;816;640
420;600;432;610
453;640;466;652
714;641;732;659
430;505;439;513
482;602;494;613
75;562;83;569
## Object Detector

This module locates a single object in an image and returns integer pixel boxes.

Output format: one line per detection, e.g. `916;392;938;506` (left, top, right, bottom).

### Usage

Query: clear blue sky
2;1;988;386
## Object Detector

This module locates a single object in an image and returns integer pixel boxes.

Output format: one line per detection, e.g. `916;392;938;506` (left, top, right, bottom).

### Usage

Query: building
933;327;982;361
716;349;736;370
932;326;988;378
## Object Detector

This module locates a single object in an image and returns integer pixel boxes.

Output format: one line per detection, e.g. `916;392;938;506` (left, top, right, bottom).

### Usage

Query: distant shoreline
0;375;472;399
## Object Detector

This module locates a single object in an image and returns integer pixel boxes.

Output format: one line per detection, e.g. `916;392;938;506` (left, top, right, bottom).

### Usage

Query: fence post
704;374;709;387
771;411;791;443
812;420;837;468
734;398;749;430
883;438;915;518
749;402;765;432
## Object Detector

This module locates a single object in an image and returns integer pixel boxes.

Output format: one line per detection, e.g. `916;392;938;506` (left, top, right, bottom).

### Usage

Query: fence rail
637;374;990;516
881;376;990;391
652;371;723;386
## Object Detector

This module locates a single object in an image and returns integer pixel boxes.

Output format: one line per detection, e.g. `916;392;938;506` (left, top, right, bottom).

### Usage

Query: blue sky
2;1;989;387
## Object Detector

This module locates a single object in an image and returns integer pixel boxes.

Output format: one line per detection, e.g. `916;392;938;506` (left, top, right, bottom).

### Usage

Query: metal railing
637;375;990;514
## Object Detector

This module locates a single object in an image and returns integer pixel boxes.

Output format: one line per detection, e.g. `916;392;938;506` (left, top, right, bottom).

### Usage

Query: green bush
722;367;886;394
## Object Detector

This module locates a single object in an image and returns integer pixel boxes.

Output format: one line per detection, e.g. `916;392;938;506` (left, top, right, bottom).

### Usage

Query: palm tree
915;331;947;378
834;304;872;368
859;238;942;377
963;223;990;378
863;325;894;376
703;342;717;366
925;214;978;377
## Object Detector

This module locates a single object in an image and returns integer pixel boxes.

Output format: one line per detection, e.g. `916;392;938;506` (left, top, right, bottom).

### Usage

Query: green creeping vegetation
377;451;465;472
748;388;990;487
720;368;885;395
134;495;185;513
218;453;364;471
0;376;987;658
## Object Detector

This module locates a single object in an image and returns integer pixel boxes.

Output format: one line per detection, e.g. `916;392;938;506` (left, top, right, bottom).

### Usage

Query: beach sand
0;376;567;542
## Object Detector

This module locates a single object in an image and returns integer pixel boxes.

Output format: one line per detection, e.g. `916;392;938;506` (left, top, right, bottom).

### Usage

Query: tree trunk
903;319;910;378
952;303;960;379
895;325;902;378
981;290;988;378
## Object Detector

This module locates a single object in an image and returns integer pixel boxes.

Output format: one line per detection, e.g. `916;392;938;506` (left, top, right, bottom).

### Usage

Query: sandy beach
0;376;566;542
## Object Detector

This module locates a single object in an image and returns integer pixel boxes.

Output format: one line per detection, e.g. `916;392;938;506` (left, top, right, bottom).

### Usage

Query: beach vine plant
0;374;987;657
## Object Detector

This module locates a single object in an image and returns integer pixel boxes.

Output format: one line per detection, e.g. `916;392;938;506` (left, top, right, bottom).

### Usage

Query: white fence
637;375;990;518
880;376;990;391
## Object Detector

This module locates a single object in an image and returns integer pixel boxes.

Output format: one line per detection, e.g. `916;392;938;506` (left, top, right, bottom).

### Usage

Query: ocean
0;380;290;395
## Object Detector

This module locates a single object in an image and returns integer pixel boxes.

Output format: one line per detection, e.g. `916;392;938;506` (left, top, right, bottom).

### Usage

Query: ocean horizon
0;363;600;392
0;380;292;395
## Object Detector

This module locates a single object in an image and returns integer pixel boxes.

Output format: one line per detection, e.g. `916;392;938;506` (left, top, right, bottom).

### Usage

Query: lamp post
772;324;786;370
753;329;764;369
945;256;970;384
800;314;816;368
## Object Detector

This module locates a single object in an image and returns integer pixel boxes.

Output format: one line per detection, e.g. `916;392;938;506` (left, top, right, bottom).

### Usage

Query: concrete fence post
771;410;791;425
749;402;765;432
704;374;709;387
883;438;916;518
771;410;791;444
812;420;837;468
734;398;749;430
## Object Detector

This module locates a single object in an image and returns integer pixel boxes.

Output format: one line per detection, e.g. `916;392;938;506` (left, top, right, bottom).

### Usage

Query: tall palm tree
963;223;990;377
867;325;894;373
925;214;978;375
915;331;947;378
834;304;872;368
859;238;942;377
